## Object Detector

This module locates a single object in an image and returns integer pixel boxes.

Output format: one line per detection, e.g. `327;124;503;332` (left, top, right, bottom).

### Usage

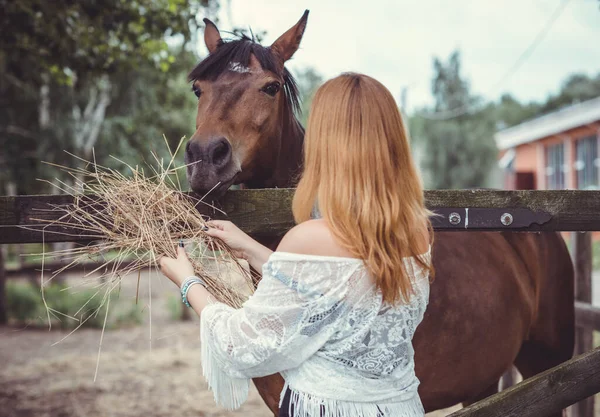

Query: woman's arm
157;246;229;316
186;282;213;315
160;219;346;316
160;219;348;316
159;220;350;408
204;220;273;271
159;219;274;317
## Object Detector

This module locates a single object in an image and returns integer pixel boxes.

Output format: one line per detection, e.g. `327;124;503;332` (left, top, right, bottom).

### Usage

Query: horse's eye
192;85;202;98
261;82;281;97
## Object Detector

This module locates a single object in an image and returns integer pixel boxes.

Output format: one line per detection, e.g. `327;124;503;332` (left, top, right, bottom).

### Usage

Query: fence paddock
572;232;595;417
0;246;6;325
448;347;600;417
2;189;600;416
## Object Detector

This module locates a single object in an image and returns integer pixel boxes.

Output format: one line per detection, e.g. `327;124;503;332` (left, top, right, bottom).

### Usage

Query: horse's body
186;12;574;415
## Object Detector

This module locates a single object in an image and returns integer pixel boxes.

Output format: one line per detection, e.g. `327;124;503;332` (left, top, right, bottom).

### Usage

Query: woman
160;72;433;417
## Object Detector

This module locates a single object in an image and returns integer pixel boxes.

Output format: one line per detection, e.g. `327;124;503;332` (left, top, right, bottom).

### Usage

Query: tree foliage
0;0;219;194
0;0;214;83
294;67;324;126
96;48;200;169
410;52;498;189
539;73;600;115
493;73;600;129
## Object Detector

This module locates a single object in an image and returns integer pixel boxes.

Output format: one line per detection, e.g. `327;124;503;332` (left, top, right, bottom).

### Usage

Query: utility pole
399;86;408;118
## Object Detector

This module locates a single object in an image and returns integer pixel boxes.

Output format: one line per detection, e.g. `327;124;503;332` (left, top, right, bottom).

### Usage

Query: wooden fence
2;189;600;417
3;189;600;243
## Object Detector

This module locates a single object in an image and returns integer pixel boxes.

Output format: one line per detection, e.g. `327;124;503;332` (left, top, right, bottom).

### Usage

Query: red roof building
495;97;600;190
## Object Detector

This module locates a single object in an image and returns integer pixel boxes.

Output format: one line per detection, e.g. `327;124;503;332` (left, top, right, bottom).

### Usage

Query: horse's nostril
186;140;201;161
213;142;227;163
210;138;231;167
187;137;231;167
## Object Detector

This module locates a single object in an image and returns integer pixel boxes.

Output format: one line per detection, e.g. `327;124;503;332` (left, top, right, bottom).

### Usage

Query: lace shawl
200;250;430;417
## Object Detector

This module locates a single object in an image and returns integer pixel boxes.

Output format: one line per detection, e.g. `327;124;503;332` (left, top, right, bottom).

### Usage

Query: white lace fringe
200;319;249;410
279;382;425;417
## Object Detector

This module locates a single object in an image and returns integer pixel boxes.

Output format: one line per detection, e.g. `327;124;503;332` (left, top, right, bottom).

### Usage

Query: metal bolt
449;212;461;225
501;213;513;226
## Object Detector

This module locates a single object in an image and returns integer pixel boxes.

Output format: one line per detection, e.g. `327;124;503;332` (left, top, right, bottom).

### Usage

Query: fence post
0;245;7;324
572;232;594;417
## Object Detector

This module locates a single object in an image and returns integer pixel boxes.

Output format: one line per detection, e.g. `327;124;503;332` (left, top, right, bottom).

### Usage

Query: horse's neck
245;115;304;190
250;118;303;254
275;116;305;187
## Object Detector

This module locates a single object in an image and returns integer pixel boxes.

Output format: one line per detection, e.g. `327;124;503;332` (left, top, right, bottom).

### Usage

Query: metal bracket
431;207;552;230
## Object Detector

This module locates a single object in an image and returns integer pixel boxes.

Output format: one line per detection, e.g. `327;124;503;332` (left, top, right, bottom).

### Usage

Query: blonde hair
293;73;433;304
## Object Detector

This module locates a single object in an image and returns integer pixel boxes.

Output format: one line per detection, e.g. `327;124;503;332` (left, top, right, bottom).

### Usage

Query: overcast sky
204;0;600;113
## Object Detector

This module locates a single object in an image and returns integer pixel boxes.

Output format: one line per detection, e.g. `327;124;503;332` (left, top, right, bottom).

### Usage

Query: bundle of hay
35;148;255;314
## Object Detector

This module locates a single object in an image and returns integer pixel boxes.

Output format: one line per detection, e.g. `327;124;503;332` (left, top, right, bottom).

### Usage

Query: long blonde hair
293;73;433;304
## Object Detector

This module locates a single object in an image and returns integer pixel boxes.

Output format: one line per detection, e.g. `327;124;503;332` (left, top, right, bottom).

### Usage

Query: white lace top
200;249;431;417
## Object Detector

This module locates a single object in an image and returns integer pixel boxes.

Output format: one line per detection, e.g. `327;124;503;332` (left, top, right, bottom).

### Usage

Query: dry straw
33;141;256;329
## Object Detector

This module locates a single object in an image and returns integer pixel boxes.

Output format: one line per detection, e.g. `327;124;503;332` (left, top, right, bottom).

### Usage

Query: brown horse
186;11;575;416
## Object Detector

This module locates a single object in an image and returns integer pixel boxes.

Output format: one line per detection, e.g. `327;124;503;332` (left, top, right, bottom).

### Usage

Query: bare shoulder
276;219;354;258
277;219;431;258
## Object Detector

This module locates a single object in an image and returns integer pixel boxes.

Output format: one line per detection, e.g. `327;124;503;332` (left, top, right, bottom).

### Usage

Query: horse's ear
270;10;309;63
203;18;222;54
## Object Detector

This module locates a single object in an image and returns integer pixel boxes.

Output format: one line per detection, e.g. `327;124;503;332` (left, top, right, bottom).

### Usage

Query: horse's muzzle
186;137;232;169
185;137;239;197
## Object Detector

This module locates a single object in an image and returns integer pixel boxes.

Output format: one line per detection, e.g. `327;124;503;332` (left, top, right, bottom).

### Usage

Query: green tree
493;94;541;129
96;47;200;170
0;0;219;194
0;0;214;83
411;51;498;189
540;72;600;114
493;72;600;130
295;67;324;126
431;52;471;114
0;0;219;324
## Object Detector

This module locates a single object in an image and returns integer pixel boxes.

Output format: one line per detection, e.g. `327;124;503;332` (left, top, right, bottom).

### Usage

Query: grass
4;243;51;269
166;293;183;321
6;281;142;330
594;240;600;271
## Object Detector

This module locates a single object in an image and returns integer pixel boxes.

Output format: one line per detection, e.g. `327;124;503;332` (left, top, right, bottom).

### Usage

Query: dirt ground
0;270;459;417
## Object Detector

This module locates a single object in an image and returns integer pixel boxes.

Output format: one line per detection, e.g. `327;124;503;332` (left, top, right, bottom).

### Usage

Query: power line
415;0;572;121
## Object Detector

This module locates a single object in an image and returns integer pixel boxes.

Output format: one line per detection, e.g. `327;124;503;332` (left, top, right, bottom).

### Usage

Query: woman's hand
159;245;195;287
205;220;273;271
204;220;255;259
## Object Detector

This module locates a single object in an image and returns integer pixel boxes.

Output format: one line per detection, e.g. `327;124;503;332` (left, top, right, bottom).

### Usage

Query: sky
204;0;600;114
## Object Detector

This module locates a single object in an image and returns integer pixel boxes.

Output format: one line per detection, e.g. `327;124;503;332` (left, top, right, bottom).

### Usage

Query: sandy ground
0;325;272;417
0;270;458;417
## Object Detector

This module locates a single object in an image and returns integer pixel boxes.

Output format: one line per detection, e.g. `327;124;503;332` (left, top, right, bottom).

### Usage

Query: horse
185;11;575;416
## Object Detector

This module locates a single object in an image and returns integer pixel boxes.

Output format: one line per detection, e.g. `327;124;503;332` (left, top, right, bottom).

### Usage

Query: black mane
188;34;301;114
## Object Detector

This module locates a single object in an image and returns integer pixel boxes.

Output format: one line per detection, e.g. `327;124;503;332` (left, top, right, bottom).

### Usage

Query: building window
545;143;565;189
575;135;599;190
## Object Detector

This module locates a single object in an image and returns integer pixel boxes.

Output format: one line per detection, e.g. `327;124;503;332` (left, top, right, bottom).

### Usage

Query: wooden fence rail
2;189;600;244
575;301;600;331
448;346;600;417
4;260;140;279
572;232;595;417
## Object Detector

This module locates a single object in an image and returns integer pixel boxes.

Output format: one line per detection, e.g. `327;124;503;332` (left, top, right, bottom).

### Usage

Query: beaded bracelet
180;276;207;308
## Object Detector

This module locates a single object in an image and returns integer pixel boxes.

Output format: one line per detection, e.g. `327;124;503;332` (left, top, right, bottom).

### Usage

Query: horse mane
188;34;301;116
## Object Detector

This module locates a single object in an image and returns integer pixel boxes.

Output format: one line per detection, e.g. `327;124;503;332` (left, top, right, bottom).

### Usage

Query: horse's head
186;11;308;197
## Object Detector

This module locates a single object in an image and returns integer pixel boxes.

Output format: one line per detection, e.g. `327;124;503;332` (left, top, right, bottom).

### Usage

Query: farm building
495;96;600;191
